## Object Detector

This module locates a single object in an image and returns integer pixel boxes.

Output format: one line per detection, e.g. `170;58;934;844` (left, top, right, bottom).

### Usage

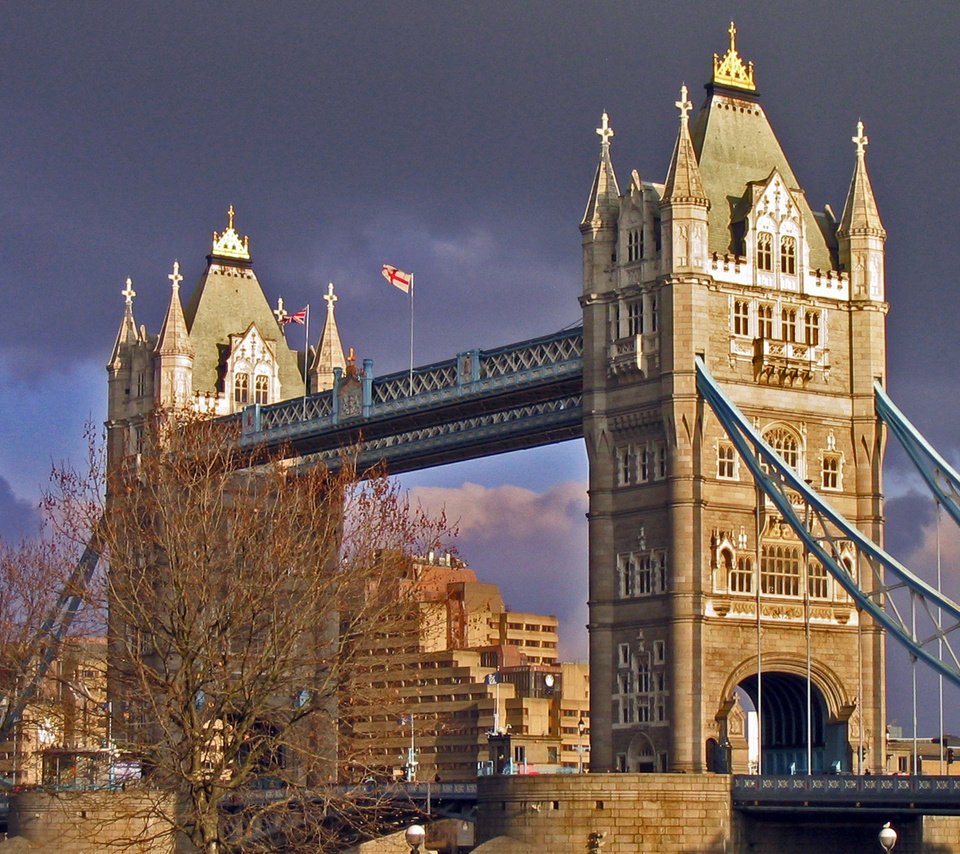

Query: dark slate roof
690;85;835;270
183;261;303;398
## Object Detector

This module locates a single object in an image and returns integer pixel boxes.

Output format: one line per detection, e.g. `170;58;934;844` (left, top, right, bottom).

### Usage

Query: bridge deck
733;774;960;815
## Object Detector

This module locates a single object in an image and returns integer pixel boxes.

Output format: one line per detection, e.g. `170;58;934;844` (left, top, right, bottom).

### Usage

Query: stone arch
626;731;658;772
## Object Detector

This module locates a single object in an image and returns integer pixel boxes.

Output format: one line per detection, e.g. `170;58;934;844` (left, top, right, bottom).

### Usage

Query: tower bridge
97;24;960;849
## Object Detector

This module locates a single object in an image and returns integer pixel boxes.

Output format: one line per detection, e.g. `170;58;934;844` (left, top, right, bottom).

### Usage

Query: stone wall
476;774;960;854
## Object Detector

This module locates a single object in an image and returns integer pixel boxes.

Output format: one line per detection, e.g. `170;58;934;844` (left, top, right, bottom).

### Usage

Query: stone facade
580;26;886;774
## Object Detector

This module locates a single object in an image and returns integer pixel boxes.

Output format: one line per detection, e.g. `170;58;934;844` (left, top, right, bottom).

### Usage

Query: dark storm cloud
885;491;936;560
0;476;39;542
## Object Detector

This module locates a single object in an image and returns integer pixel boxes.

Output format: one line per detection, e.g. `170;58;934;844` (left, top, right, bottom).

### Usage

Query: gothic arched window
254;375;269;405
234;372;249;404
730;556;753;594
761;544;801;596
764;427;800;471
780;236;796;275
757;232;773;272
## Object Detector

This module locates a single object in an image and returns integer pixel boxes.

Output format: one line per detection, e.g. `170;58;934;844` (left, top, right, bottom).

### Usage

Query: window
621;697;635;724
618;643;631;668
781;307;798;342
761;544;801;596
618;554;636;598
822;454;841;490
234;372;249;404
717;443;737;479
616;446;634;486
780;236;796;275
733;300;750;336
627;228;642;263
757;232;773;272
637;555;653;595
627;300;643;336
730;556;753;593
654;441;667;479
653;640;665;665
804;311;820;346
765;427;800;470
758;304;773;339
136;371;145;397
808;561;828;599
254;375;269;405
639;447;650;482
650;295;658;332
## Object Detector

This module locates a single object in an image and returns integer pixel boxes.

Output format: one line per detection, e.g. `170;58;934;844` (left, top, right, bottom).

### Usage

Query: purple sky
1;2;958;733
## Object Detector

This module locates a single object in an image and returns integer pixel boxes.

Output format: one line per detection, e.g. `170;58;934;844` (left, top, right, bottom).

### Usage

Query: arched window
781;307;798;342
758;304;773;339
808;560;828;599
780;236;796;275
764;427;800;470
234;372;249;404
254;375;269;405
757;232;773;272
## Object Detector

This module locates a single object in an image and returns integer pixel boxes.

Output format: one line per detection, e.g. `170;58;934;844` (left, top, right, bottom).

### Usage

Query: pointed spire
310;282;347;392
580;111;622;231
662;85;709;206
838;120;885;237
156;260;194;356
109;277;141;366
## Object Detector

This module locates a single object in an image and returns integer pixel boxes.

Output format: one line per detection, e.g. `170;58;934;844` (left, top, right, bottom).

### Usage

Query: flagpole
303;304;310;420
409;274;415;397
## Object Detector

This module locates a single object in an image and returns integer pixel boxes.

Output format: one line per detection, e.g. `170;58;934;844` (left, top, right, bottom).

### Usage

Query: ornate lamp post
878;822;897;852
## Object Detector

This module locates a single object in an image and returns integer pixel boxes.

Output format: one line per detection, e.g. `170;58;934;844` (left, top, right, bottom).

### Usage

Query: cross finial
273;296;288;324
227;204;235;230
852;120;869;159
168;260;183;294
728;21;737;51
596;111;614;147
676;84;693;123
324;282;338;312
121;277;136;307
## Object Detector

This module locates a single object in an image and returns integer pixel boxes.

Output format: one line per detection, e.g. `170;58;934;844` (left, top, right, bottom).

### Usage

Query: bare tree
49;413;451;853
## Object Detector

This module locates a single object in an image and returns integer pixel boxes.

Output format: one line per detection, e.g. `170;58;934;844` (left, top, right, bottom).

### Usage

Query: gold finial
168;260;183;294
853;119;869;159
211;205;251;261
675;84;693;123
274;296;288;324
122;277;136;307
712;21;756;92
596;111;614;147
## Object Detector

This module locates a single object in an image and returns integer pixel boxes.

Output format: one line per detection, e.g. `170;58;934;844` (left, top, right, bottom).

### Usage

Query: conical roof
311;282;347;392
663;84;709;205
580;112;621;231
155;261;193;357
108;277;141;367
838;121;885;237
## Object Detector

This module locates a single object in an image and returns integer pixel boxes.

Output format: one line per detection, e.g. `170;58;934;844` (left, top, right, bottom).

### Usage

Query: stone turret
580;112;621;295
310;282;347;393
153;260;194;408
660;84;710;272
838;121;886;302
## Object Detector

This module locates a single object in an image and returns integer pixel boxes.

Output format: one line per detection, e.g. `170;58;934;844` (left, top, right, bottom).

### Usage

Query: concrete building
344;552;589;782
580;23;886;774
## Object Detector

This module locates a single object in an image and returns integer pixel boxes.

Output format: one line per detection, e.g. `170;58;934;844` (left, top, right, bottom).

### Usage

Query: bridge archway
625;731;659;772
717;659;852;774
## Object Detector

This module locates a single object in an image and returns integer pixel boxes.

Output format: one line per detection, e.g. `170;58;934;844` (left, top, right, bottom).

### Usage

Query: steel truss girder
696;357;960;690
875;381;960;529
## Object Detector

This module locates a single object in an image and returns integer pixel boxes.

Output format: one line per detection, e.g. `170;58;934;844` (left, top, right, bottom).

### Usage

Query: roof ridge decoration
712;21;756;92
211;204;251;261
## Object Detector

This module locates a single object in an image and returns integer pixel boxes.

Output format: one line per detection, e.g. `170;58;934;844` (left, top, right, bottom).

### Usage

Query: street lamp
878;822;897;852
578;717;587;774
406;824;426;854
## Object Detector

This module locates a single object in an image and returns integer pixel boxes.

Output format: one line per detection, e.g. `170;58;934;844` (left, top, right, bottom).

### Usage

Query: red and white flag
381;264;413;294
281;307;308;325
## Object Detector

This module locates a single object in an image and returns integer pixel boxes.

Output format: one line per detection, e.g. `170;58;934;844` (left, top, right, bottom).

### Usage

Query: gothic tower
582;25;886;774
105;208;346;471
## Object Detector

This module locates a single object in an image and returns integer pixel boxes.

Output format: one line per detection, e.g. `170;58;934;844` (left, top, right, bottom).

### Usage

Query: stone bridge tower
580;25;886;774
